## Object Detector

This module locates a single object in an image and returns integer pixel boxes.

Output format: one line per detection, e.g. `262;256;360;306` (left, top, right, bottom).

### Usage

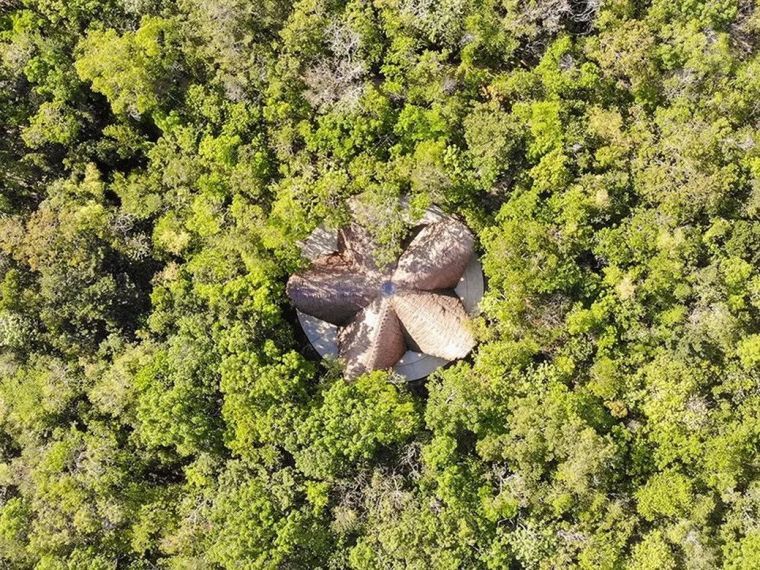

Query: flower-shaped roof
287;216;478;379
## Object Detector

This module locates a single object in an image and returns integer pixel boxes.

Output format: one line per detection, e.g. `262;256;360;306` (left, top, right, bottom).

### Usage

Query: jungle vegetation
0;0;759;567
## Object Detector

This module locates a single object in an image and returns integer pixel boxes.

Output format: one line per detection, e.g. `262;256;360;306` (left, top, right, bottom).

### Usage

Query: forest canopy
1;0;760;568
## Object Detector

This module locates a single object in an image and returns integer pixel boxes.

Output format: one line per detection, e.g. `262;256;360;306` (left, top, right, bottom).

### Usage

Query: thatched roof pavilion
286;208;483;380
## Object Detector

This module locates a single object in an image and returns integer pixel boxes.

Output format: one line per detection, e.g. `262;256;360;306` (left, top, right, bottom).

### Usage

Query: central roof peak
380;281;397;297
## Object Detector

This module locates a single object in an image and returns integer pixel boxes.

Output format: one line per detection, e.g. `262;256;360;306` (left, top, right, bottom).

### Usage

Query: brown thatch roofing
392;290;475;360
338;297;406;378
287;213;478;379
393;219;474;291
338;223;386;272
285;253;380;326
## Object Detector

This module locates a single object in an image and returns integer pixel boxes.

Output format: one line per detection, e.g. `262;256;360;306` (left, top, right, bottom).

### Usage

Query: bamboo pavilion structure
286;207;483;380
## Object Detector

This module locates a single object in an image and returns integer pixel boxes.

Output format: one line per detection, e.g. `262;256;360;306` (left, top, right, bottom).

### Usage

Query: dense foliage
1;0;759;567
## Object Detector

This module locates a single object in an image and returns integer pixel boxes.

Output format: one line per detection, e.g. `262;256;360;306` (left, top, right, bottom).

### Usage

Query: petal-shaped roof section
338;223;391;273
392;290;475;360
393;218;475;291
286;254;379;326
338;297;406;379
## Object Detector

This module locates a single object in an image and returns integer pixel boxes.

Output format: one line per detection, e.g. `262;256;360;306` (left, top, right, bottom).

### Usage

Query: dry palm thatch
338;297;406;378
338;223;388;272
285;253;380;325
391;290;475;360
393;219;474;290
287;216;478;379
